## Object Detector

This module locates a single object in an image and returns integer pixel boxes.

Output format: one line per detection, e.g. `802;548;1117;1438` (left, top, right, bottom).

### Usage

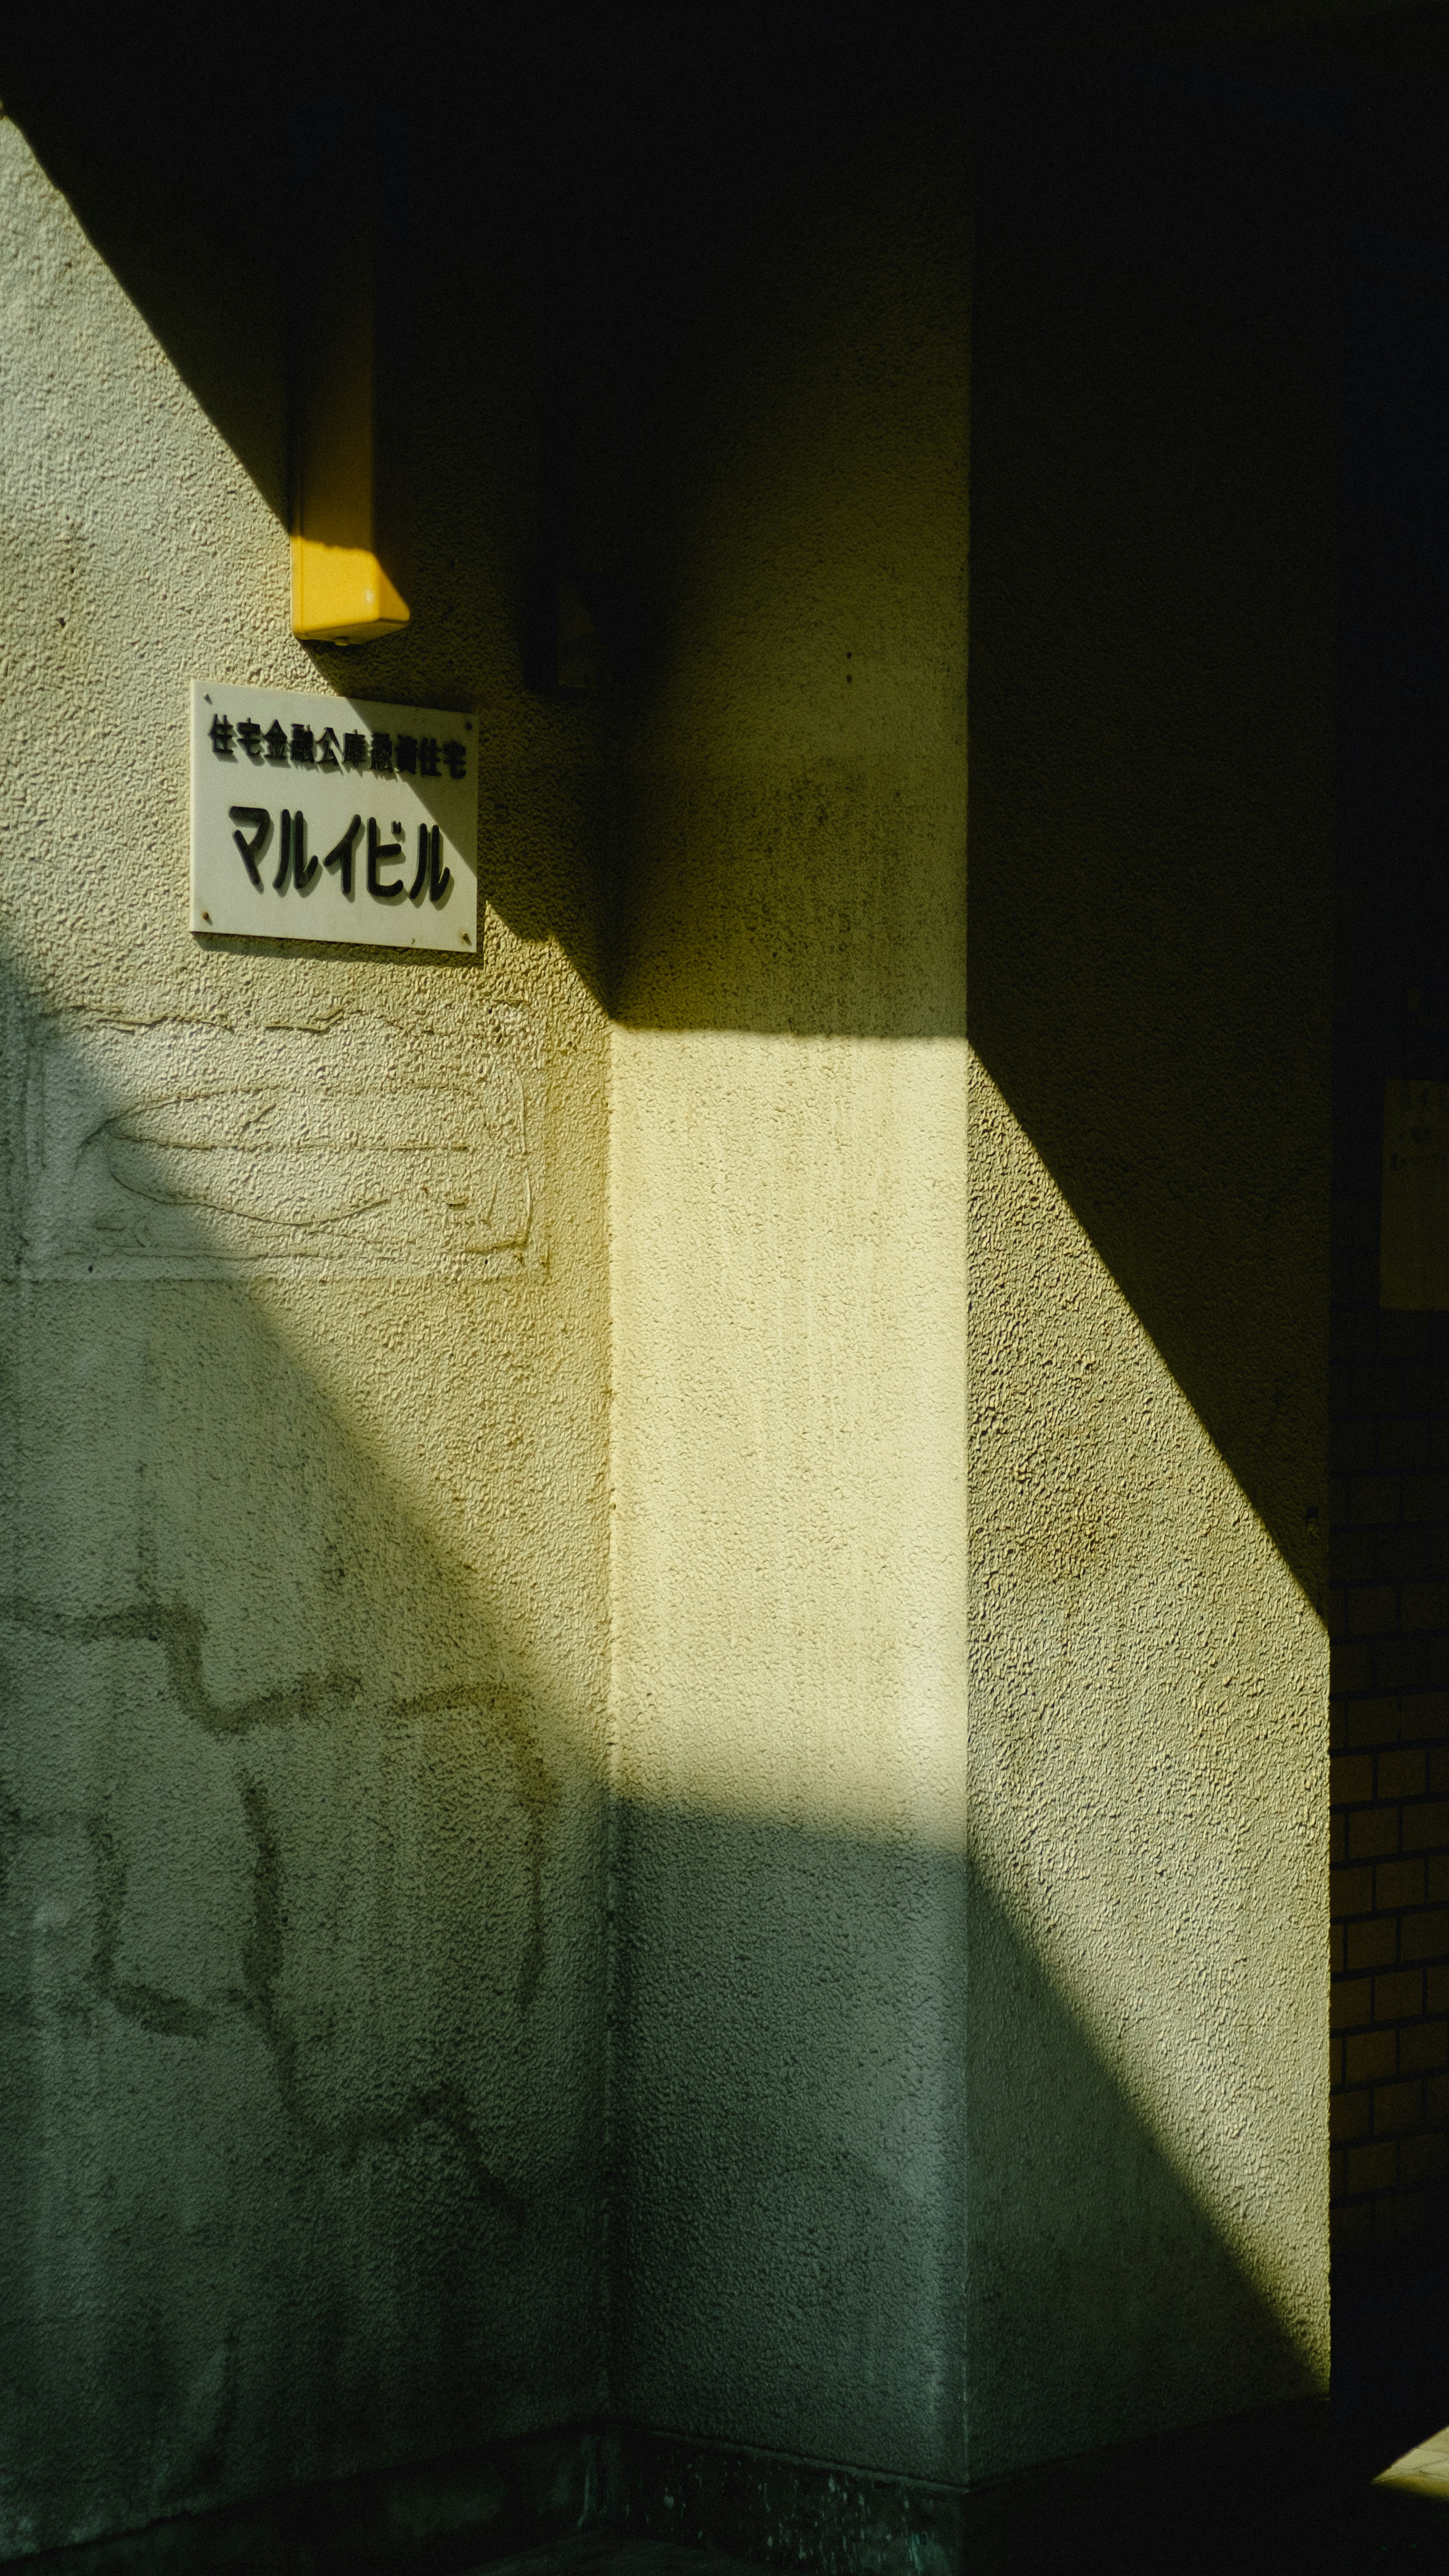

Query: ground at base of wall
462;2498;1448;2576
465;2548;757;2576
9;2404;1449;2576
16;2262;1449;2576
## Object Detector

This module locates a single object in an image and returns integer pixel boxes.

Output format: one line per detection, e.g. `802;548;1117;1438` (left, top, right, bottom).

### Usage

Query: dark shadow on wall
0;50;292;524
610;1800;1315;2491
0;15;1340;1619
595;56;1338;1599
0;942;608;2558
0;12;1354;2533
965;60;1341;1602
0;914;1315;2548
0;46;613;1010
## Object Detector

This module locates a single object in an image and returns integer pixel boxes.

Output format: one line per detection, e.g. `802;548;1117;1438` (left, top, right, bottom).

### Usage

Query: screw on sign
191;683;479;953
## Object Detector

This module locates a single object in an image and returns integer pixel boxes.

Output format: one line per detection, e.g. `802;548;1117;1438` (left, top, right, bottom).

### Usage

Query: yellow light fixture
291;219;410;648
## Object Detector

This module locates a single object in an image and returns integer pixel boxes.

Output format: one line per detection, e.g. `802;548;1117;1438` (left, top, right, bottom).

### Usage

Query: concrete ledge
0;2428;617;2576
4;2398;1437;2576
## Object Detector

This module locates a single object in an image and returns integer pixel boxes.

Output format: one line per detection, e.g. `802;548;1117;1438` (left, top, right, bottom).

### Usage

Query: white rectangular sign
189;681;478;954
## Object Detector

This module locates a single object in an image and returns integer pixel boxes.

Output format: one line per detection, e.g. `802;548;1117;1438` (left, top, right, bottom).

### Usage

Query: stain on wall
0;106;609;2561
16;1006;540;1280
0;14;1342;2553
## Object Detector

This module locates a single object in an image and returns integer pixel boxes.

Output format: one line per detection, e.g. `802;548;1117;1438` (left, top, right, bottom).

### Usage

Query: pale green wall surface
0;54;1334;2560
0;114;611;2557
607;151;972;2480
964;77;1334;2468
610;91;1331;2489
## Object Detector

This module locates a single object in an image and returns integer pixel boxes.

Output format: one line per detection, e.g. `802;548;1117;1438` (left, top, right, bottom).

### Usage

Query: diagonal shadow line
0;912;603;2546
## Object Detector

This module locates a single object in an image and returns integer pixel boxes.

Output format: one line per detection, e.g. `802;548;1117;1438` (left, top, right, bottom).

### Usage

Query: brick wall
1331;229;1449;2256
1329;1105;1449;2249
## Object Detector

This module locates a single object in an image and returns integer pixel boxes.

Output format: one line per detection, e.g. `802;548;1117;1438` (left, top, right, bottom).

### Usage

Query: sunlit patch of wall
605;135;969;2477
0;19;1341;2552
0;111;611;2558
964;58;1336;2466
968;1058;1326;2470
609;66;1332;2492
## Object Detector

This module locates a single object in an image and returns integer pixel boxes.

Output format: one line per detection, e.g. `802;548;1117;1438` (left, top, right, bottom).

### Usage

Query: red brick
1378;1640;1430;1690
1380;1750;1429;1799
1332;2203;1374;2251
1350;1807;1400;1860
1333;1979;1375;2032
1347;1587;1401;1637
1376;2191;1426;2243
1332;1753;1376;1805
1380;1314;1434;1359
1375;2080;1423;2134
1401;1692;1449;1740
1401;2021;1449;2073
1331;2089;1372;2141
1331;1645;1376;1698
1333;1531;1379;1586
1403;1803;1449;1852
1338;1696;1400;1747
1401;2133;1449;2187
1351;1479;1401;1527
1401;1911;1449;1964
1329;1586;1349;1640
1349;2141;1399;2193
1332;1867;1377;1917
1377;1970;1425;2020
1382;1423;1432;1476
1346;2028;1396;2082
1333;1530;1378;1585
1346;1917;1397;1971
1403;1584;1449;1632
1376;1859;1426;1911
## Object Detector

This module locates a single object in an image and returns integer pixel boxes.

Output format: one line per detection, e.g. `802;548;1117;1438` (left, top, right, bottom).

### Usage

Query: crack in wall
0;1595;361;1737
392;1687;561;2016
0;1779;69;2031
231;1771;526;2227
0;1602;546;2219
85;1811;216;2040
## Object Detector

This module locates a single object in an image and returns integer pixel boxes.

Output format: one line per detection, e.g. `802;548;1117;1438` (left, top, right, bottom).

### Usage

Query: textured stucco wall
0;113;610;2557
608;150;972;2481
611;72;1332;2493
965;71;1333;2471
0;39;1336;2548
